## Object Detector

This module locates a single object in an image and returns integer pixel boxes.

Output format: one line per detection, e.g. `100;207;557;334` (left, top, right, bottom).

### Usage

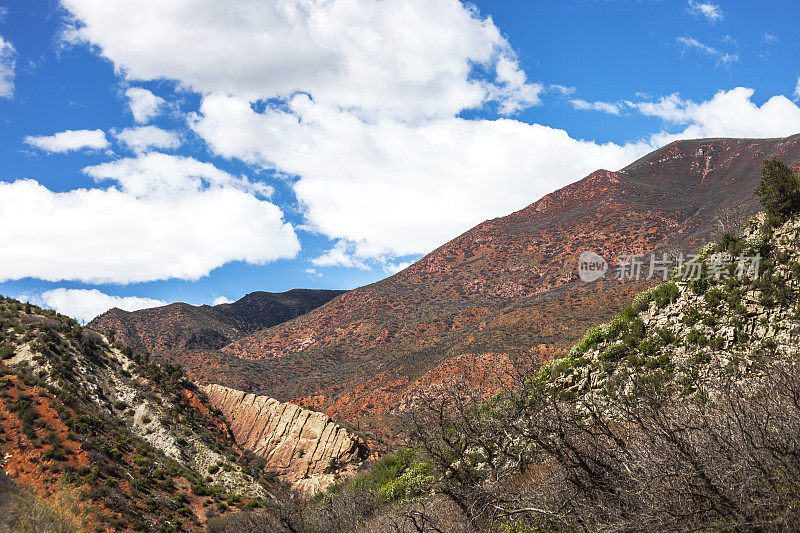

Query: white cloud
0;153;299;283
677;36;717;56
763;33;778;44
311;241;370;270
687;1;722;23
676;36;737;65
115;126;180;153
29;288;166;323
383;261;411;275
212;295;232;305
193;93;651;260
550;84;576;96
794;77;800;102
0;35;15;98
24;129;109;153
629;87;800;144
59;1;800;270
125;87;165;123
304;268;322;278
61;0;541;120
570;99;621;115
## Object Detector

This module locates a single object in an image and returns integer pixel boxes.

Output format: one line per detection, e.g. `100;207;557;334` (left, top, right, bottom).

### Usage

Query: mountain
213;136;800;424
89;136;800;438
207;207;800;532
0;296;363;531
90;289;345;356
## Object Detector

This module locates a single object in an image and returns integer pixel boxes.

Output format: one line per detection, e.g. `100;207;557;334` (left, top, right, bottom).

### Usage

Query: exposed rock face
547;211;800;399
203;384;369;494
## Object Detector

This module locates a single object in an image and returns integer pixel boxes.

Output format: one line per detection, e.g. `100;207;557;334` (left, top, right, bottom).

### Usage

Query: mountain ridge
91;288;345;355
91;136;800;437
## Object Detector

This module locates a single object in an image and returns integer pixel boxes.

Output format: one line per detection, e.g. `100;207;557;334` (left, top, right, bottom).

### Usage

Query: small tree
755;158;800;224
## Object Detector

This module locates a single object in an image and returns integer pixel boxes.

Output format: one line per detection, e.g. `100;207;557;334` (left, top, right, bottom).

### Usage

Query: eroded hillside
0;298;272;531
204;384;369;495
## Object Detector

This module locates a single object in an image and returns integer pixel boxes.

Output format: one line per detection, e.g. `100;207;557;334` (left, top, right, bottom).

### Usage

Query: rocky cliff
203;384;369;494
544;209;800;399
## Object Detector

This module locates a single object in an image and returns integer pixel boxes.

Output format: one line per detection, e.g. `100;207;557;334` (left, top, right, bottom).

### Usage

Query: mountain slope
212;136;800;426
90;289;345;355
206;207;800;533
0;297;277;530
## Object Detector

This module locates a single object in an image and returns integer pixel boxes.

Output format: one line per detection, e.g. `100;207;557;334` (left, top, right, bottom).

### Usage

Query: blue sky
0;0;798;322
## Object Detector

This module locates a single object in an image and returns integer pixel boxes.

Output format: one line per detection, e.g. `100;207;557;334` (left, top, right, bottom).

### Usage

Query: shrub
600;343;627;363
653;282;679;308
682;307;701;327
0;344;14;360
687;328;708;346
755;158;800;224
191;483;211;496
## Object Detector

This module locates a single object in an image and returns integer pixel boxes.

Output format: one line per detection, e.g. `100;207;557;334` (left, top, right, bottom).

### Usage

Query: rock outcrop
545;210;800;400
203;384;369;494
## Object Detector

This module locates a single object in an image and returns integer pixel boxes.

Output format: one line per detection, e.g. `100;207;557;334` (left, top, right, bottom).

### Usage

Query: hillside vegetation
0;298;276;531
209;159;800;531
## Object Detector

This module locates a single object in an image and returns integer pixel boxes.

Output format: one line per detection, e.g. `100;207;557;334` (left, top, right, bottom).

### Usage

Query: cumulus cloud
570;99;622;115
58;1;800;271
0;153;299;283
212;295;232;305
28;288;166;323
61;0;541;120
125;87;165;123
304;268;322;278
311;241;370;270
24;129;109;153
0;35;15;98
629;87;800;144
794;77;800;102
114;126;180;153
193;93;651;260
687;1;723;23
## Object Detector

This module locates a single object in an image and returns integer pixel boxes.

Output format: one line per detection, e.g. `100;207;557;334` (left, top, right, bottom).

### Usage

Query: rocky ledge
202;384;369;494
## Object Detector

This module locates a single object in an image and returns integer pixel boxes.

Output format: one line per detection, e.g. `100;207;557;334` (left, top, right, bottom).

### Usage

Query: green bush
191;483;211;496
755;158;800;224
0;344;14;360
378;461;433;502
682;307;701;326
600;343;627;363
687;328;708;346
653;282;679;308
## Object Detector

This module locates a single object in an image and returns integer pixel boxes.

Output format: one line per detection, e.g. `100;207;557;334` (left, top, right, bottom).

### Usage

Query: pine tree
755;158;800;224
